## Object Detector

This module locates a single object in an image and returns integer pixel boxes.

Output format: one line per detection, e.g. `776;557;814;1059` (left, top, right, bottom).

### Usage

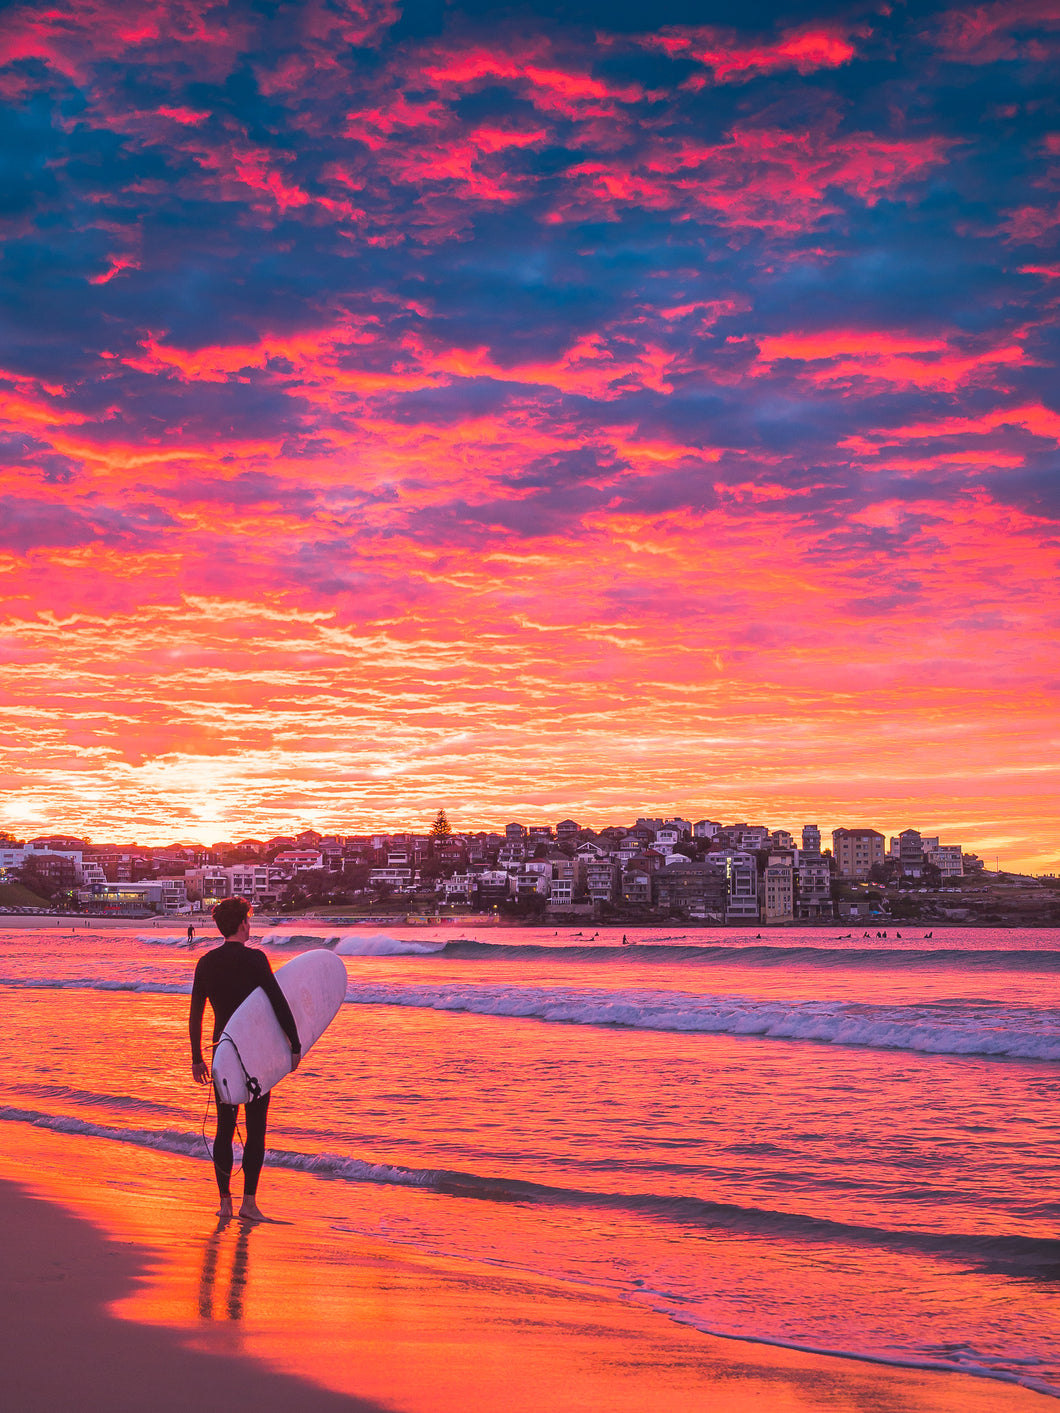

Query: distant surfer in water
189;896;301;1223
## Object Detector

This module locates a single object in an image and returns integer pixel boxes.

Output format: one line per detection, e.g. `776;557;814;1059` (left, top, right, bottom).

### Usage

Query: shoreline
1;911;1056;931
0;1126;1051;1413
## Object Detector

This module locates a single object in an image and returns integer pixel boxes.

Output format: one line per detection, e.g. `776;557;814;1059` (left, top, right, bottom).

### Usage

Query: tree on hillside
430;809;453;840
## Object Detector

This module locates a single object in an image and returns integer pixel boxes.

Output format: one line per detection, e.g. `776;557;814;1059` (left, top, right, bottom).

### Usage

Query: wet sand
0;1123;1049;1413
1;1178;379;1412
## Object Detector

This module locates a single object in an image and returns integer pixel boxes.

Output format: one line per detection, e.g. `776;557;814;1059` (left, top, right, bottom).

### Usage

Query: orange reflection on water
0;1122;1048;1413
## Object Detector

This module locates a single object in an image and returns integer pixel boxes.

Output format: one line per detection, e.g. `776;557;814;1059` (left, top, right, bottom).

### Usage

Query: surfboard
212;949;348;1105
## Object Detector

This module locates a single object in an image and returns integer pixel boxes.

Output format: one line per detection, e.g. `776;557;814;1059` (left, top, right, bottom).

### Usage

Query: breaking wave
435;941;1060;970
3;969;1059;1060
339;981;1060;1061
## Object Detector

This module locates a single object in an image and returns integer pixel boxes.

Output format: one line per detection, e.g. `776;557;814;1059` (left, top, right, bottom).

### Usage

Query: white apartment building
369;867;414;888
273;850;324;870
185;864;288;906
547;879;576;907
522;859;554;879
443;873;475;901
724;852;759;922
923;840;964;877
2;842;86;876
797;857;832;919
585;860;618;904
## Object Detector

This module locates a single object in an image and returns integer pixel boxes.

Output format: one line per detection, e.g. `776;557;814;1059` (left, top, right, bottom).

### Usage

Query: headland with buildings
2;816;1058;927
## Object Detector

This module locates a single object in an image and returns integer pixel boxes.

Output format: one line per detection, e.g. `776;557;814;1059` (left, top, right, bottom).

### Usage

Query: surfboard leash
201;1079;247;1179
201;1039;253;1181
213;1031;264;1102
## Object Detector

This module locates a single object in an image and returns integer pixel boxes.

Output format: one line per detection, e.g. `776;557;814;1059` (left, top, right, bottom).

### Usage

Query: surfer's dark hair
213;896;251;938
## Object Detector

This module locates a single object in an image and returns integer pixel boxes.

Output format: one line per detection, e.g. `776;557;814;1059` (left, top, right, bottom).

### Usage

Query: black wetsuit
189;940;301;1197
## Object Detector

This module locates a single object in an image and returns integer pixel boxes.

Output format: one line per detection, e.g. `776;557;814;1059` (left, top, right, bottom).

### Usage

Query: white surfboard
212;949;348;1105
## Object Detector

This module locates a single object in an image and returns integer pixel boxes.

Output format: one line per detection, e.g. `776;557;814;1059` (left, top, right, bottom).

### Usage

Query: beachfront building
693;819;721;840
516;870;550;900
724;852;760;922
78;878;188;914
801;824;822;855
763;856;795;924
443;873;475;903
475;870;514;908
369;866;414;890
832;828;886;879
547;878;575;908
585;860;618;905
897;830;925;878
922;840;964;877
184;864;287;907
797;857;833;919
655;861;728;919
621;868;653;906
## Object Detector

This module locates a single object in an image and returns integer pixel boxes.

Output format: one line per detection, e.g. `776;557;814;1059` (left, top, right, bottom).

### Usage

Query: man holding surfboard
189;896;301;1222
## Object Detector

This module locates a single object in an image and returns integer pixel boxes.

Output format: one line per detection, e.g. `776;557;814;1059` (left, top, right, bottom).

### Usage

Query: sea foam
338;980;1060;1061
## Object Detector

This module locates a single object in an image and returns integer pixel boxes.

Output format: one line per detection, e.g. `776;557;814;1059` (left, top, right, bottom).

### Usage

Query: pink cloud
642;23;859;83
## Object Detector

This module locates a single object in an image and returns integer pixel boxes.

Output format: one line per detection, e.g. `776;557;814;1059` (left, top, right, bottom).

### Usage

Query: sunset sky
1;0;1058;868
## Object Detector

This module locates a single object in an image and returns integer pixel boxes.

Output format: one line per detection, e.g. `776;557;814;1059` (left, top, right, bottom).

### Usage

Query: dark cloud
0;496;178;552
0;0;1057;546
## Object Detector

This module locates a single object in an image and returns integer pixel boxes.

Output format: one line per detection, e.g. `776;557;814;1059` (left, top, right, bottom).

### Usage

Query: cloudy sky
1;0;1058;866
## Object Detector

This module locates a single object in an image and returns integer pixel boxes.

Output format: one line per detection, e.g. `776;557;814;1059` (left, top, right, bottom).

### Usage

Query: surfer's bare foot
238;1197;268;1223
217;1196;233;1219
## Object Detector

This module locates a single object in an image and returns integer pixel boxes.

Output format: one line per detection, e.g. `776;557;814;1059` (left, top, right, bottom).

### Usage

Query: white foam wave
0;975;192;994
334;932;444;956
653;1304;1058;1398
4;970;1058;1062
0;1105;440;1190
339;982;1060;1062
133;927;444;954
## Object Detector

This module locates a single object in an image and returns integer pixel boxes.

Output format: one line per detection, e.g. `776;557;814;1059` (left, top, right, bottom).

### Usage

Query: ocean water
2;922;1058;1397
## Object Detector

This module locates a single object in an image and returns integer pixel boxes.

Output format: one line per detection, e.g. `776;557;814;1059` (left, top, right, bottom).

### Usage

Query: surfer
189;896;301;1223
187;923;195;946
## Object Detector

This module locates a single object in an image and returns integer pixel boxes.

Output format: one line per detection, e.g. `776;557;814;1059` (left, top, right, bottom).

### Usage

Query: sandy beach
0;1122;1050;1413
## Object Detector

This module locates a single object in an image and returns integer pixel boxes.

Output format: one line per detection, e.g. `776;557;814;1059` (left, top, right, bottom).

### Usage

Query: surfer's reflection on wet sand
198;1219;254;1322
